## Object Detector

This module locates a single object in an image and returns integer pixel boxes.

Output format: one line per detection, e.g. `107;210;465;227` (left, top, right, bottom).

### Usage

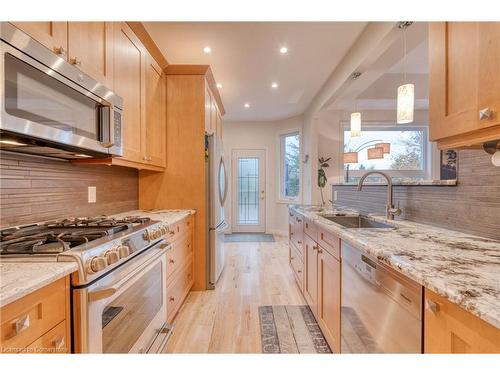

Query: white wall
223;115;303;235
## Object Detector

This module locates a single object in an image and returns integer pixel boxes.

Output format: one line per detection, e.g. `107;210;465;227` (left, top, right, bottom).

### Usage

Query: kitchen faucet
357;171;402;220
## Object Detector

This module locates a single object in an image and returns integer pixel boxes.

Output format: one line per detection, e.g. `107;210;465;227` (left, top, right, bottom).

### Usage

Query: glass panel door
237;157;259;225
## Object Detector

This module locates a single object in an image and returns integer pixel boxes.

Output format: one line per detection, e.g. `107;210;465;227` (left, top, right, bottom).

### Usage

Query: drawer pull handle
400;293;412;304
297;270;302;273
169;259;175;264
290;256;295;260
313;245;319;250
169;296;175;302
52;335;65;350
14;314;30;335
297;240;302;244
479;107;493;120
317;248;323;254
169;231;175;236
425;299;440;314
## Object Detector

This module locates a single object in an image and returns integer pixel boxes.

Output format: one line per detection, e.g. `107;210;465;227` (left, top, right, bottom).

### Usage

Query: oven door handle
87;239;169;303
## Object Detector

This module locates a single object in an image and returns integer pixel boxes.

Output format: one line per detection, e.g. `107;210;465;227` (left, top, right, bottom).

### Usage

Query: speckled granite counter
290;205;500;329
0;262;77;308
112;209;195;227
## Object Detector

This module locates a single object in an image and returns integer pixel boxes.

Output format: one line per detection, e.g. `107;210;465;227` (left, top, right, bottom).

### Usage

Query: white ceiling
144;22;367;122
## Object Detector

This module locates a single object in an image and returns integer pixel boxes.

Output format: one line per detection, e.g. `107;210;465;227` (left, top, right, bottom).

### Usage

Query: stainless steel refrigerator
206;134;228;289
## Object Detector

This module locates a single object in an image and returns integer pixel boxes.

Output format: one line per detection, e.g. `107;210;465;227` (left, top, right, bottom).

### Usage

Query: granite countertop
0;262;78;308
112;209;195;226
332;179;458;186
290;204;500;329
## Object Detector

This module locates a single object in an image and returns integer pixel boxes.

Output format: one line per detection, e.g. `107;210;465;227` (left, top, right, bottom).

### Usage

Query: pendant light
397;22;414;124
350;95;361;137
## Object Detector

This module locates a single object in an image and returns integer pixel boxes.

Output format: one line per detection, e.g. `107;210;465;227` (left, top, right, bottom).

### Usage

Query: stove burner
0;215;151;255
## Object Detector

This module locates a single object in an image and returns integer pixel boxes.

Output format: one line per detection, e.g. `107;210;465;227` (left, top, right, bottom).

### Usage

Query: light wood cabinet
10;22;67;56
429;22;500;148
303;234;318;316
424;288;500;353
317;247;341;353
204;81;223;138
67;22;114;88
0;277;71;354
114;22;147;164
144;54;166;168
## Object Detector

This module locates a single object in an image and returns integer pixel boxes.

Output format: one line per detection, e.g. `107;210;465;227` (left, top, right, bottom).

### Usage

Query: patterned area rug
258;305;332;353
225;233;275;242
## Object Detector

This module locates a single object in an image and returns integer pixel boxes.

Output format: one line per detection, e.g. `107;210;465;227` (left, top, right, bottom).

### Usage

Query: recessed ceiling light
203;46;211;54
279;46;288;54
271;82;278;89
216;83;222;89
244;103;250;108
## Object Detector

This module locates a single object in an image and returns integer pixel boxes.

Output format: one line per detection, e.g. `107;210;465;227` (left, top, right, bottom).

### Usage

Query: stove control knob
87;256;108;274
118;244;130;259
104;249;120;264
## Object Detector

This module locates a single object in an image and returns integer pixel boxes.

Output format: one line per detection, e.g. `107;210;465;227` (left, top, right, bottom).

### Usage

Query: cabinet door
205;87;212;133
11;22;67;57
429;22;500;142
113;22;146;164
145;53;166;167
317;248;341;353
68;22;114;88
424;289;500;353
303;235;318;316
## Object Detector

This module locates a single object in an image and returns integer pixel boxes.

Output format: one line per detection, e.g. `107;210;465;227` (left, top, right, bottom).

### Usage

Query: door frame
231;149;266;233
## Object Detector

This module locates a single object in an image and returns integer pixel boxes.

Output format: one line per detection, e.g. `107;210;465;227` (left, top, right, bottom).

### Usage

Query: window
280;132;300;200
343;125;428;182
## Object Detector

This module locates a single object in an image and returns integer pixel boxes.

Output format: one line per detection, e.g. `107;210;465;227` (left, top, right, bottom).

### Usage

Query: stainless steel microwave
0;22;123;159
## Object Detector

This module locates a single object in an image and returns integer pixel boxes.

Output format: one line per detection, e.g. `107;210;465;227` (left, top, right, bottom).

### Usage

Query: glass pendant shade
350;112;362;137
397;83;414;124
375;142;391;154
343;152;358;164
367;147;385;160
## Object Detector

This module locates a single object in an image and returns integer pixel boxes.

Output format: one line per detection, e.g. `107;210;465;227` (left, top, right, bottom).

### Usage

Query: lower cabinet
288;209;341;353
317;247;341;353
165;215;195;324
0;276;71;354
424;288;500;353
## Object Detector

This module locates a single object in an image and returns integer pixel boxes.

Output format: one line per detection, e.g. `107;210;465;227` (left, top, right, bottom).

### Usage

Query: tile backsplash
333;150;500;240
0;151;138;228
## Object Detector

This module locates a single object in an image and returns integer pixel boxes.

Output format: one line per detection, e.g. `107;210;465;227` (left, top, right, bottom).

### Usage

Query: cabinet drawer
318;228;340;260
167;215;193;243
289;246;304;291
25;320;68;354
290;216;304;253
166;232;193;281
167;258;194;323
304;217;317;241
0;277;68;352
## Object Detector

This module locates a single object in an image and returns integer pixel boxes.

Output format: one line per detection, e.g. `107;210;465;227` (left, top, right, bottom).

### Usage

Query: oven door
73;240;169;353
0;38;122;157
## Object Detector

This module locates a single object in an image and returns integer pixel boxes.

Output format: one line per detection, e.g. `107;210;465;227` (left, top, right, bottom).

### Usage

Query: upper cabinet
113;22;147;164
10;22;67;56
429;22;500;148
67;22;114;88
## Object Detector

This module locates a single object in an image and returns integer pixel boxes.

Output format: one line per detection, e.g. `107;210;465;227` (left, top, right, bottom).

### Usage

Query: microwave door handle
99;104;114;148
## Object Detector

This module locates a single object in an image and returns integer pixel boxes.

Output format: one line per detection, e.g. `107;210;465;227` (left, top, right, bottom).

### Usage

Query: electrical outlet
333;191;338;201
88;186;96;203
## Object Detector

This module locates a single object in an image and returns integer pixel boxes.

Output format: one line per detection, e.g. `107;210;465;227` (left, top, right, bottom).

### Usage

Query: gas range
0;215;171;286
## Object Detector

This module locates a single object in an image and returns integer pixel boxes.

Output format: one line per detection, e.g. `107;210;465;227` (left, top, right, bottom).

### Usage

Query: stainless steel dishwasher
341;242;423;353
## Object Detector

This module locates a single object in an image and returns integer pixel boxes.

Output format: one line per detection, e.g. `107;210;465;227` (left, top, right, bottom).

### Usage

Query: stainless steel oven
0;22;123;159
73;239;170;353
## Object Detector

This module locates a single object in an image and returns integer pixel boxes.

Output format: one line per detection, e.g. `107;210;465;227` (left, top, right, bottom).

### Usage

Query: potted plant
318;157;331;206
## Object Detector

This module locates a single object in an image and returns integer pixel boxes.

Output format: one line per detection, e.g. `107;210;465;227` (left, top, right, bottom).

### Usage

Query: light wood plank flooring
163;236;306;353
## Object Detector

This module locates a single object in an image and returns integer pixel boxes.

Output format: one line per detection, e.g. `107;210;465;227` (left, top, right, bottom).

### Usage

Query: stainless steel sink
320;215;395;229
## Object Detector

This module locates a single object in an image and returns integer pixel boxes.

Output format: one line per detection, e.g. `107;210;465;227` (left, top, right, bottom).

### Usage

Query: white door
231;149;266;233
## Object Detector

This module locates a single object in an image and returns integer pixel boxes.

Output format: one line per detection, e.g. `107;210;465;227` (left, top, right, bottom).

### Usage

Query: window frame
342;122;430;180
278;130;301;202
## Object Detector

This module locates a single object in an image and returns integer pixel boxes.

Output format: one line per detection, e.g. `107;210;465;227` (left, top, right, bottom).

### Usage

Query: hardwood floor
163;236;306;353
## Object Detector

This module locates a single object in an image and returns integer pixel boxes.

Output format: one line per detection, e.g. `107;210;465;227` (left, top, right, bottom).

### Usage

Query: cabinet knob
14;314;30;335
52;335;65;350
425;299;440;314
71;57;82;66
169;296;175;302
169;258;175;264
54;46;66;56
479;108;493;120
